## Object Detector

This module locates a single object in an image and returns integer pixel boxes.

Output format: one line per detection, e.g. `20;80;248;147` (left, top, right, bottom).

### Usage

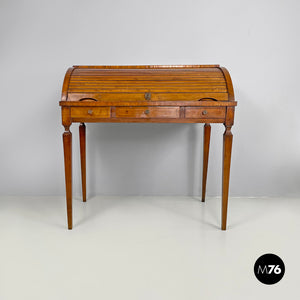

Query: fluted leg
63;128;72;229
221;126;233;230
202;123;211;202
79;123;86;202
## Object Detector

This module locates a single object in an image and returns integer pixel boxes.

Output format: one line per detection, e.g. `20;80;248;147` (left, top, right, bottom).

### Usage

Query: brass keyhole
144;109;150;114
144;92;151;101
88;109;93;115
202;110;208;115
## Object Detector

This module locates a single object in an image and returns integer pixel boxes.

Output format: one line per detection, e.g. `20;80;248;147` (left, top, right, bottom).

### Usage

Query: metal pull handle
87;109;93;115
202;110;208;115
144;109;150;114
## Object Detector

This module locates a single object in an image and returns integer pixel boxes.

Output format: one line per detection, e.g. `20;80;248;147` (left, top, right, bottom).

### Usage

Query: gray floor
0;196;299;299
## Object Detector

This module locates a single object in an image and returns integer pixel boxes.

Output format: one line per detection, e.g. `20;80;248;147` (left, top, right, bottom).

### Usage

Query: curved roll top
61;65;234;102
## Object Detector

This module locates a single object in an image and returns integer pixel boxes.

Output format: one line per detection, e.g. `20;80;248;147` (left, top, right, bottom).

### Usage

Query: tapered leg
222;126;233;230
202;123;211;202
63;128;72;229
79;123;86;202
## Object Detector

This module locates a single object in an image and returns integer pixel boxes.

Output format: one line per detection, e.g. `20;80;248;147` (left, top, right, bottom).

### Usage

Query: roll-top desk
60;65;237;230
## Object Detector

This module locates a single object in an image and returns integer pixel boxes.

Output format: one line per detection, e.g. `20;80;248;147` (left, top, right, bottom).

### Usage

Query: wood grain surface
61;65;234;103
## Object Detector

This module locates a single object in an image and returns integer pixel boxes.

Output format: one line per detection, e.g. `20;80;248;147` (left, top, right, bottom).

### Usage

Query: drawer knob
144;109;150;114
88;109;93;115
202;110;208;115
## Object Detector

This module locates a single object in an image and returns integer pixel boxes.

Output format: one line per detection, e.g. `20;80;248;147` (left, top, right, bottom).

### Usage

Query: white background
1;0;299;197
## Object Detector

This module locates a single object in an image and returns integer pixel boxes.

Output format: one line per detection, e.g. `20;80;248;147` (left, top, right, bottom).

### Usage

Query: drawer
185;107;226;119
115;107;180;118
71;107;110;118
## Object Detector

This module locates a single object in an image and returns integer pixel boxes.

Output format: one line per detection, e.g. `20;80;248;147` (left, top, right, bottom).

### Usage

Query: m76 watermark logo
254;254;285;284
257;264;282;275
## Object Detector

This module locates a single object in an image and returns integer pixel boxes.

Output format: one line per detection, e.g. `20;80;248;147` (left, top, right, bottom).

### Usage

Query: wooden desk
60;65;237;230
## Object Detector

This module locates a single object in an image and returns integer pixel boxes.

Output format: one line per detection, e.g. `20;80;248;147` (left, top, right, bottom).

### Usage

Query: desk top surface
61;65;234;103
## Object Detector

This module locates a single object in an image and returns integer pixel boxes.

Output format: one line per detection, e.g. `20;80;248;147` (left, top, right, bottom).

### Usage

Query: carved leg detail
63;128;72;229
222;126;233;230
202;123;211;202
79;123;86;202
